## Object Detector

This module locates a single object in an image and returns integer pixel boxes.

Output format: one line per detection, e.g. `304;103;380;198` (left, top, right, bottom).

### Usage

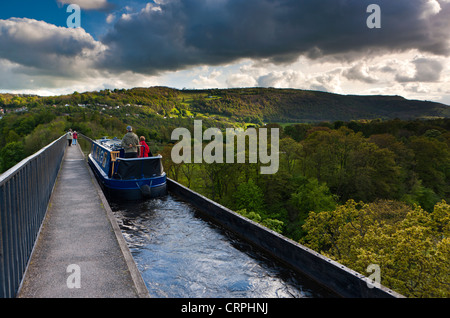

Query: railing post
0;184;7;297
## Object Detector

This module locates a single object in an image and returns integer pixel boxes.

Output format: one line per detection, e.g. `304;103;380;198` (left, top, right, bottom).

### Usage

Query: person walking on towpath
67;129;73;146
121;126;139;158
73;131;78;145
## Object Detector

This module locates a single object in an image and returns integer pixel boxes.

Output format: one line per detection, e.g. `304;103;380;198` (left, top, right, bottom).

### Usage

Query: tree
279;136;302;174
368;133;416;198
284;123;311;142
403;181;440;212
301;200;450;297
409;136;450;200
287;176;337;240
23;119;66;155
14;115;36;136
180;162;196;188
299;127;402;202
0;142;26;172
345;141;401;202
233;178;265;213
160;144;182;182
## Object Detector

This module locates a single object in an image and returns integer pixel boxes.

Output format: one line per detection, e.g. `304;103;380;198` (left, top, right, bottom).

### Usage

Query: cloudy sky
1;0;449;105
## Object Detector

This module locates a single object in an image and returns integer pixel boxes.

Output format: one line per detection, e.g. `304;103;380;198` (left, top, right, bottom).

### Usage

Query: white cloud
257;70;304;88
343;63;379;84
0;18;105;74
396;57;444;82
192;70;222;88
142;2;163;13
226;73;258;88
57;0;111;10
421;0;442;18
106;13;116;24
307;69;344;94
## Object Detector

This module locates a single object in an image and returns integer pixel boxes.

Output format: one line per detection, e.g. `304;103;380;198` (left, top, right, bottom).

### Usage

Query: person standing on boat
121;126;139;158
139;136;152;157
67;129;73;147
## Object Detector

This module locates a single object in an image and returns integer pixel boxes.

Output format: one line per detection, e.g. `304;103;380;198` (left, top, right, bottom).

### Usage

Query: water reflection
110;194;335;298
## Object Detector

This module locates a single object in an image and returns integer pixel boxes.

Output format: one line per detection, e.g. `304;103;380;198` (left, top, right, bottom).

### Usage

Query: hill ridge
1;86;449;123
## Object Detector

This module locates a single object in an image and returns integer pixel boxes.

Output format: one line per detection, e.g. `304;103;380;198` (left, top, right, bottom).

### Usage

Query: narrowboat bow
88;137;167;200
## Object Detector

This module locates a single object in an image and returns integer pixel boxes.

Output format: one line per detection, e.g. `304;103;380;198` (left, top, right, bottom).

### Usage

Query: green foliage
289;177;337;215
287;177;337;240
299;127;403;202
180;88;450;123
402;181;441;212
1;87;449;298
236;209;284;234
409;136;450;198
0;142;26;172
233;179;265;213
260;218;284;234
301;200;450;298
24;118;67;155
237;209;262;223
3;87;449;125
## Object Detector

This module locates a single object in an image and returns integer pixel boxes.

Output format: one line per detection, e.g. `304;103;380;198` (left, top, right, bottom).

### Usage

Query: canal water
110;194;335;298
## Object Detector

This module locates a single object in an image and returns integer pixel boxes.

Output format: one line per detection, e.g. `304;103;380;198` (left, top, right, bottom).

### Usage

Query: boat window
113;158;163;180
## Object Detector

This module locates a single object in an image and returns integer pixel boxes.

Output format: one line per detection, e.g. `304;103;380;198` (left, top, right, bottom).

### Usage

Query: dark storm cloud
99;0;450;75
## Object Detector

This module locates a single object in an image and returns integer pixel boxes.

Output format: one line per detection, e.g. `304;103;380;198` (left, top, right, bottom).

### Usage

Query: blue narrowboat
88;137;167;200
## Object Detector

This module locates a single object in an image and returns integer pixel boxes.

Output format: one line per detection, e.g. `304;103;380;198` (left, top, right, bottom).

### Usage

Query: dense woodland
1;87;449;297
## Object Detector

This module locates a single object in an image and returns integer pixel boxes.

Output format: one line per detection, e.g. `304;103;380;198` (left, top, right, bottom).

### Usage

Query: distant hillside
184;87;450;122
1;87;449;123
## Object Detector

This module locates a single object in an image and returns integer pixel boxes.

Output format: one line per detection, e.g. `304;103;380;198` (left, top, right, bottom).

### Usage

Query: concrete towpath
18;143;148;298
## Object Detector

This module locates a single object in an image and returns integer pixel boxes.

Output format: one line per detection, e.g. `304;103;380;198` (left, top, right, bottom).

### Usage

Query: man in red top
139;136;152;157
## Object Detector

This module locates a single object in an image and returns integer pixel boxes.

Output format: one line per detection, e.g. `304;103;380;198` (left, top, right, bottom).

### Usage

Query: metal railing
77;133;94;156
0;135;67;298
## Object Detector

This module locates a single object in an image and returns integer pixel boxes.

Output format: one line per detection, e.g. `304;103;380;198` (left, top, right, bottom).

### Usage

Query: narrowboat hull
88;138;167;201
